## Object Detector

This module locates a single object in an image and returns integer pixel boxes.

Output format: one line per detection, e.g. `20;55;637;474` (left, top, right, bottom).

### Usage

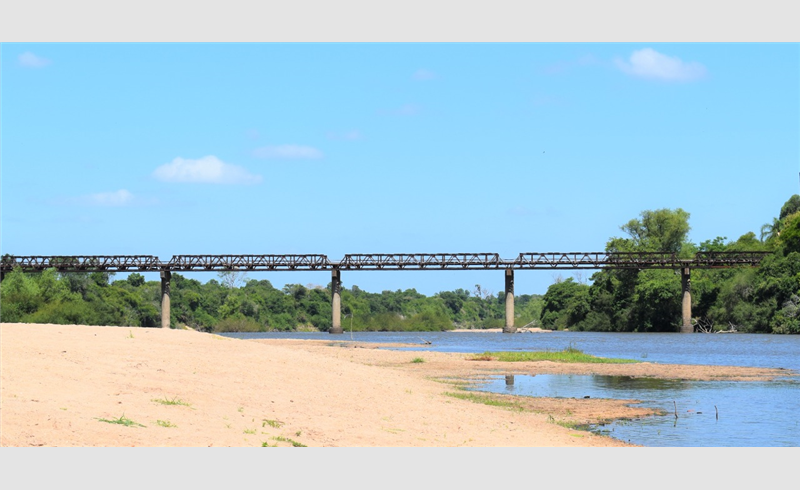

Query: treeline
539;195;800;334
0;266;543;333
2;195;798;333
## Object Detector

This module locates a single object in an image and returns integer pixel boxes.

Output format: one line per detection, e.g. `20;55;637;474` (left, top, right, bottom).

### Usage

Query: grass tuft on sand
468;346;638;364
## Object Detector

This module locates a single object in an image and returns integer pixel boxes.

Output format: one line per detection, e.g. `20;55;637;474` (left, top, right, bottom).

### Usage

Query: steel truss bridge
0;251;771;273
0;251;770;334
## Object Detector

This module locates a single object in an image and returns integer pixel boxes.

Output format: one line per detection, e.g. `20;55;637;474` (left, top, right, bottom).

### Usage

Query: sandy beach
0;322;791;447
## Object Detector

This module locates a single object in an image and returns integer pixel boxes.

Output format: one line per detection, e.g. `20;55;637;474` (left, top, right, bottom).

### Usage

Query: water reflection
469;374;800;447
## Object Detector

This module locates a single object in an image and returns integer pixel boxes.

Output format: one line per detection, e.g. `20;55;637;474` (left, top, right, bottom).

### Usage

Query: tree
779;194;800;220
127;273;145;287
218;270;247;289
616;208;691;253
760;217;782;243
778;212;800;254
540;278;590;330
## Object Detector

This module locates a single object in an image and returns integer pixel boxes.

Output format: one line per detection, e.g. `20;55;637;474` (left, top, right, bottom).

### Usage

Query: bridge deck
1;251;772;273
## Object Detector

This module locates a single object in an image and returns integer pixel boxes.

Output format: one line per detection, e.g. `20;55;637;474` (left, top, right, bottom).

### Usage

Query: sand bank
1;323;790;447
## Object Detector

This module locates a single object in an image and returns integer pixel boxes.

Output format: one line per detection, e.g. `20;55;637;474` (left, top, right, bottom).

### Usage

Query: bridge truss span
167;254;332;271
514;251;771;270
0;255;162;272
0;250;772;334
338;253;503;270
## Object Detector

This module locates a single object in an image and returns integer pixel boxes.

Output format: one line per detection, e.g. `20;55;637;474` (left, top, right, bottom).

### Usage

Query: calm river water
223;330;800;447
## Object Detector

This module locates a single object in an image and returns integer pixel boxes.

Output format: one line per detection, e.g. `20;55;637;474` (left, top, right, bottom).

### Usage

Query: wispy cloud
412;69;436;81
379;104;421;116
615;48;707;82
252;144;323;160
18;51;51;68
153;156;262;184
64;189;155;207
327;130;362;141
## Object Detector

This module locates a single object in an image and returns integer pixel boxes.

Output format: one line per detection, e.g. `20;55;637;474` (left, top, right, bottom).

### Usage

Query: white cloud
615;48;707;82
252;145;323;160
18;51;51;68
153;156;262;184
413;69;436;80
66;189;149;207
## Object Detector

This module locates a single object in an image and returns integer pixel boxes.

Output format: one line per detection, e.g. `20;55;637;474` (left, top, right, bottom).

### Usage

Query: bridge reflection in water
0;252;770;334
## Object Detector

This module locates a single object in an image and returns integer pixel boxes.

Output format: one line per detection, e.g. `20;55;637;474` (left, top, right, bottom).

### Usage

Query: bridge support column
160;270;171;329
681;267;692;333
503;268;516;333
330;269;343;334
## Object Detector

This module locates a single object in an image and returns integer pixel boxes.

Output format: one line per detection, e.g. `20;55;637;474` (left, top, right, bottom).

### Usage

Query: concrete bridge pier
330;269;343;334
681;267;692;333
503;268;516;333
160;270;171;329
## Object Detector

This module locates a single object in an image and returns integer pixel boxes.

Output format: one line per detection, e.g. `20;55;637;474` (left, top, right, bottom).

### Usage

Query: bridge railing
516;252;688;269
339;253;503;270
0;251;772;273
166;254;332;271
0;255;162;272
515;251;771;269
692;251;773;267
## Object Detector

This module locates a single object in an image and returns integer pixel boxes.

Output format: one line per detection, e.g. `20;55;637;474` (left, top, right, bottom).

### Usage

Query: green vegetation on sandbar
469;346;639;364
97;414;146;427
444;391;525;411
151;396;193;408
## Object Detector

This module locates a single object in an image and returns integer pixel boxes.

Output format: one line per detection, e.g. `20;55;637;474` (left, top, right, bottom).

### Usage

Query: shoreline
1;322;792;447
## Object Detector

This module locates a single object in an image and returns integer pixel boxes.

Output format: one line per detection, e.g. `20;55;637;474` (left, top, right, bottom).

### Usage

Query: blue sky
2;43;798;296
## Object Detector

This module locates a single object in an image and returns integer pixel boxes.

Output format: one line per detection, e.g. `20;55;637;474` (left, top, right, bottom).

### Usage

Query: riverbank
1;323;790;447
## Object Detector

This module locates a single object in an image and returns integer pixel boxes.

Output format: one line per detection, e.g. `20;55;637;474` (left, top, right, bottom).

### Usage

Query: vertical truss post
330;269;343;334
160;270;171;329
503;268;516;333
681;267;692;333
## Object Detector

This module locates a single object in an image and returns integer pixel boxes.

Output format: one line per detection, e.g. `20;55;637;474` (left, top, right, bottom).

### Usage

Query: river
222;330;800;447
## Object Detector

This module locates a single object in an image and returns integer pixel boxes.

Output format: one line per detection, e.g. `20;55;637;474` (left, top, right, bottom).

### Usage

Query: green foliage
779;212;800;255
271;436;306;447
127;273;145;287
97;414;146;427
444;391;525;411
540;278;590;330
779;194;800;220
151;396;193;408
614;208;692;254
470;347;639;364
